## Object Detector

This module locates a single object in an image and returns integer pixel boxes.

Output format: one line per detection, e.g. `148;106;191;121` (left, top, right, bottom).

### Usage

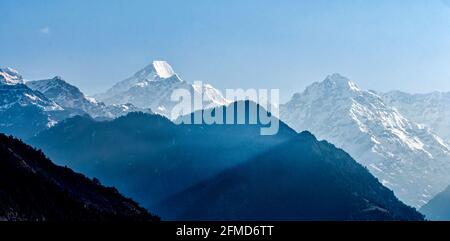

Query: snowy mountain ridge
0;67;148;139
0;68;62;112
0;68;67;138
95;60;229;118
152;60;176;78
280;73;450;208
381;90;450;143
26;76;147;119
0;67;24;85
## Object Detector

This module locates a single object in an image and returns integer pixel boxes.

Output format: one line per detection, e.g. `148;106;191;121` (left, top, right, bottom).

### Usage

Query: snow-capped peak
95;60;229;119
152;60;175;78
26;76;145;119
303;73;361;97
323;73;360;92
26;76;81;96
133;60;178;81
0;67;24;85
281;74;450;208
96;60;182;100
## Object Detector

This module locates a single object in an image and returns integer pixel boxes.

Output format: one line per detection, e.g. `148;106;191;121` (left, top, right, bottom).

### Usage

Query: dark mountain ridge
157;132;424;221
29;101;422;220
0;133;158;221
29;101;295;211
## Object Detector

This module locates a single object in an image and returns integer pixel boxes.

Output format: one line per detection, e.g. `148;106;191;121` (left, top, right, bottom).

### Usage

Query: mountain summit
0;67;24;85
0;68;67;138
280;74;450;208
95;60;228;118
26;76;144;120
322;73;360;92
152;60;176;78
102;60;182;97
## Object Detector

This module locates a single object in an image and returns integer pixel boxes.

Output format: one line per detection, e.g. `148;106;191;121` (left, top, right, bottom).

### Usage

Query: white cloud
39;26;50;34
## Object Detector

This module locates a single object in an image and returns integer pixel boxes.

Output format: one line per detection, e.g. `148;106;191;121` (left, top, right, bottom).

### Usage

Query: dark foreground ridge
158;131;424;221
0;133;158;221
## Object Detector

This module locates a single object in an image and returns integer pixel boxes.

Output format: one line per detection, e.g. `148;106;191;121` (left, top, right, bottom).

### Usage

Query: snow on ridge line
152;61;175;78
0;67;24;85
280;73;450;208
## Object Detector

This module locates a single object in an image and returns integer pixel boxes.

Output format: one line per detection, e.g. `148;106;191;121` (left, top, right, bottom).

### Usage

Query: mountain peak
300;73;361;98
152;60;175;78
0;67;23;85
323;73;360;92
135;60;176;80
52;76;64;81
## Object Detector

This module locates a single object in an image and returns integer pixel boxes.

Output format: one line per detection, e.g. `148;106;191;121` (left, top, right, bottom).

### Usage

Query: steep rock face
157;132;423;221
0;133;158;221
280;74;450;207
95;61;229;119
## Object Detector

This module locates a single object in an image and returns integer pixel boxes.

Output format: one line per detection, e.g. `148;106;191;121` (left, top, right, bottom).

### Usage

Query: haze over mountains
0;68;148;139
0;133;157;221
158;131;423;221
1;60;450;220
381;91;450;142
420;185;450;221
280;74;450;208
29;102;296;211
29;102;423;221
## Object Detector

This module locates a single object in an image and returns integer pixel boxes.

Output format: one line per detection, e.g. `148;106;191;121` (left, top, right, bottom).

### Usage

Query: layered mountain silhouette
30;101;422;220
157;132;423;221
0;133;158;221
420;185;450;220
30;101;295;211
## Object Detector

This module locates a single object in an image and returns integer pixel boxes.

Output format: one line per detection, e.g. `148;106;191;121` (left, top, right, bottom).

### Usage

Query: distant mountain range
26;76;147;120
0;68;66;139
280;74;450;208
420;185;450;220
0;68;148;139
94;61;229;119
2;61;450;220
0;133;157;221
381;91;450;142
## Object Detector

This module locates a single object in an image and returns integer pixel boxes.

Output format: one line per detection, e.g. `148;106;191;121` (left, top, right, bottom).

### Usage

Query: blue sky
1;0;450;101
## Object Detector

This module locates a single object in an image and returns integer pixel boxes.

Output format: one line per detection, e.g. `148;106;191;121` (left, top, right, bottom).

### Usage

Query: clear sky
1;0;450;101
